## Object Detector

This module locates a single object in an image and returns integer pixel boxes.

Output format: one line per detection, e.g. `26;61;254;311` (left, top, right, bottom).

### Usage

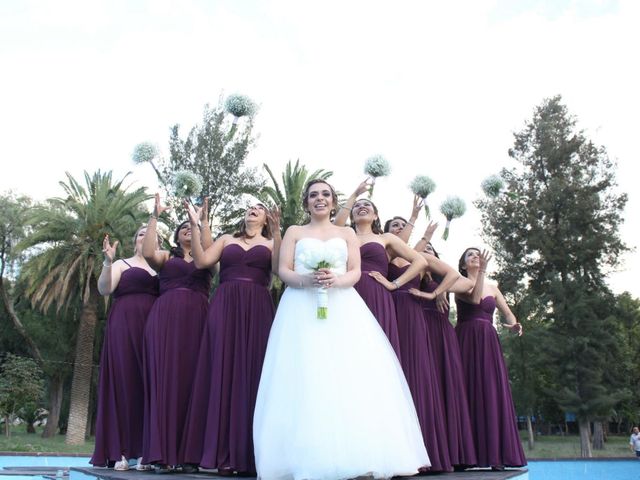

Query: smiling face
458;247;481;276
302;180;337;218
351;198;377;224
386;217;407;236
176;221;192;247
245;204;267;225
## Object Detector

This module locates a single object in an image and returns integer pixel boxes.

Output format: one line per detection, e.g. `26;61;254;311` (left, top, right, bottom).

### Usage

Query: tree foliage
0;354;44;437
158;100;263;232
476;95;628;456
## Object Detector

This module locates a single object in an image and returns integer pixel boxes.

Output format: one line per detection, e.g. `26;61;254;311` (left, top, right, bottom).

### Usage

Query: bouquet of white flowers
409;175;437;219
363;155;391;199
439;196;466;240
298;246;345;319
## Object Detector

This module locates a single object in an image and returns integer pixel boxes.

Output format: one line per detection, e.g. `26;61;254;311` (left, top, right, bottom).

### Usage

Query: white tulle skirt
253;286;430;480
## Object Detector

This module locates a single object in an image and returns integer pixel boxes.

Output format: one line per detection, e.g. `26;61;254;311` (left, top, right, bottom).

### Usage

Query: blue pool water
527;460;639;479
0;456;89;468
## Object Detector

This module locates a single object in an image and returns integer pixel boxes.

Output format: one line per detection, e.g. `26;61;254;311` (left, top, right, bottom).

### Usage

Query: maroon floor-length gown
181;244;275;474
421;278;477;467
91;264;158;466
388;264;451;472
142;257;211;467
353;242;400;356
456;296;527;468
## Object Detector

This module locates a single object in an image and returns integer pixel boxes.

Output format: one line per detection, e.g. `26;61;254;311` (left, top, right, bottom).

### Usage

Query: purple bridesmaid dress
182;244;275;474
91;265;158;466
353;242;400;356
456;296;527;468
420;278;477;467
388;264;451;472
142;257;211;466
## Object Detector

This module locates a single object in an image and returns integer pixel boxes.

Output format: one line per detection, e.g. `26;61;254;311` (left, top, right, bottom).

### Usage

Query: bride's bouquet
298;247;344;319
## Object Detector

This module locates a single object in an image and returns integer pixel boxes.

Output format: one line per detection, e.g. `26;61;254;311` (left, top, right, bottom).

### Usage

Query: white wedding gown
253;238;430;480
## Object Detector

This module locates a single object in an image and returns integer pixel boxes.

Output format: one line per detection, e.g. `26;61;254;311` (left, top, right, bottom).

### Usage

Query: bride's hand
315;268;338;288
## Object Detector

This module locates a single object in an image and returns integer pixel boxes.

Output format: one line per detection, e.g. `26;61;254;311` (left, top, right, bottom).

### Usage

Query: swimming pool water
527;460;639;479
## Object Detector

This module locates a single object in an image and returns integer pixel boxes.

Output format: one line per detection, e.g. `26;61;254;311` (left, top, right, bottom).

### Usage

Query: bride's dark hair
302;179;338;216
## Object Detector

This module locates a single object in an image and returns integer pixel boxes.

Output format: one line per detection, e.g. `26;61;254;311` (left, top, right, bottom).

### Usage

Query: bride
253;179;430;480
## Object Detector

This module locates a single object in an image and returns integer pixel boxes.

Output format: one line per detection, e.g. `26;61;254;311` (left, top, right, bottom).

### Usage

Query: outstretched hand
506;322;524;337
267;206;282;234
102;235;119;265
354;178;371;197
411;195;424;218
479;249;492;272
153;193;171;218
185;201;203;226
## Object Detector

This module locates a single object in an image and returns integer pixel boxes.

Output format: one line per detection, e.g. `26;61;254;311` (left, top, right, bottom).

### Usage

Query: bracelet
421;236;427;241
392;280;400;290
406;221;414;227
103;261;112;267
149;214;158;220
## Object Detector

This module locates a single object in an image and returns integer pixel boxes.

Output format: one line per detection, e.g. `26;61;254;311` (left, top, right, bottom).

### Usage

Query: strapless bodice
294;237;348;275
360;242;388;276
456;296;496;323
219;244;272;287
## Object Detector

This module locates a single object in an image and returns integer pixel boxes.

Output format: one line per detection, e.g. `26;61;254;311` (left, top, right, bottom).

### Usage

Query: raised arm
187;203;226;270
468;250;491;305
97;235;123;296
198;197;214;250
268;206;282;274
333;179;370;227
397;195;422;244
143;194;170;271
413;221;438;252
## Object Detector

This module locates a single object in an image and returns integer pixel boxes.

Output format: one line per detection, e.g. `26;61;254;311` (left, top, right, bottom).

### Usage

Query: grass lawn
0;428;93;455
523;433;633;459
0;428;636;460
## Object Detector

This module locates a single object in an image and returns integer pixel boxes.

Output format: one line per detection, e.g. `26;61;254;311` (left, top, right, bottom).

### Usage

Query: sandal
114;456;129;471
136;458;153;471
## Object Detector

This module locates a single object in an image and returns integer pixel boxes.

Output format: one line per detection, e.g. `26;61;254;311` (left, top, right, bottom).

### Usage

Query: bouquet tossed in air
440;196;466;240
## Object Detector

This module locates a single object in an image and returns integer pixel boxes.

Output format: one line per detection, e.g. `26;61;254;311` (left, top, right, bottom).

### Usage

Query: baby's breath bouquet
440;196;466;240
172;170;204;205
297;247;345;319
481;175;504;198
409;175;437;219
225;94;257;124
363;155;391;198
132;142;165;184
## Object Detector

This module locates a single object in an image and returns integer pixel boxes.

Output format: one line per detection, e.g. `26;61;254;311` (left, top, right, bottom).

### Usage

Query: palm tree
261;160;333;232
20;170;150;445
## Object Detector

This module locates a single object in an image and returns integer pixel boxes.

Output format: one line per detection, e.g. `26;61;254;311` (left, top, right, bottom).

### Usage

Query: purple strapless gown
420;278;477;467
354;242;400;357
388;264;451;472
91;266;159;466
142;257;211;466
182;244;275;473
456;296;526;468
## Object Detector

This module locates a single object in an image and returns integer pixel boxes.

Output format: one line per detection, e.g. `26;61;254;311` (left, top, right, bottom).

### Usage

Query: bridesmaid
91;226;159;471
181;203;281;475
376;206;461;472
141;194;213;473
409;239;478;469
334;181;426;356
455;247;526;470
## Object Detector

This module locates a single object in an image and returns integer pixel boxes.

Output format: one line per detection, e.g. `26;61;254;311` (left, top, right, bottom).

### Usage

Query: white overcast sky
1;0;638;297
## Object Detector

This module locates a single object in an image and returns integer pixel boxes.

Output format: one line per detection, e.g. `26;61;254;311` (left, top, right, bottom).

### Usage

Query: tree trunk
65;286;98;445
26;422;36;434
592;421;605;450
527;415;535;450
579;420;593;457
4;415;10;437
42;374;64;438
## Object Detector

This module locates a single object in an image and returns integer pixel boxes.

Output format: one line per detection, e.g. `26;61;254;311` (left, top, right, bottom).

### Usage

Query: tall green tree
261;159;333;232
0;353;44;437
19;171;150;445
476;95;627;457
159;101;263;231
